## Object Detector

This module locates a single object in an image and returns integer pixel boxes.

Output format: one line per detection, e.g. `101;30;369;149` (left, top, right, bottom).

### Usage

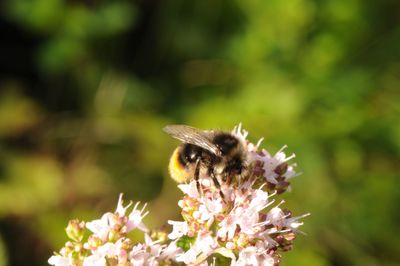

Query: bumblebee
163;125;247;194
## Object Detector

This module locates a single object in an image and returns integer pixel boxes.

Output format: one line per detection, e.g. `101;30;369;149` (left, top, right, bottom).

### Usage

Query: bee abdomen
169;147;191;183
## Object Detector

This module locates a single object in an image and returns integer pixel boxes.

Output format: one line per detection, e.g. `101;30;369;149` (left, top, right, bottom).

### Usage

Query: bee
163;124;247;197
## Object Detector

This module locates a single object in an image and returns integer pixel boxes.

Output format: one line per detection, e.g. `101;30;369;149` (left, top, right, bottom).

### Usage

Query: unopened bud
108;229;120;242
87;235;102;249
276;181;290;194
283;232;296;241
151;230;168;243
66;219;85;242
274;163;288;175
74;242;83;253
267;182;276;191
121;238;133;250
105;257;118;266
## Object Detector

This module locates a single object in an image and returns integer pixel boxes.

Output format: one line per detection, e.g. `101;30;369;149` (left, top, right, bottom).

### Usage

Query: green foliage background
0;0;399;265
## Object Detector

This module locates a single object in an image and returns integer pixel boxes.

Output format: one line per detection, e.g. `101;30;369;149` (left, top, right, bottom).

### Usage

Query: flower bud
87;235;102;249
151;230;168;243
108;229;120;242
74;242;83;253
121;238;133;250
106;257;118;266
274;163;288;175
65;219;85;242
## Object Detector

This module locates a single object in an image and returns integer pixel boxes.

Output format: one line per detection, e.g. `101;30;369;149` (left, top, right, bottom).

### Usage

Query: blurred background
0;0;399;265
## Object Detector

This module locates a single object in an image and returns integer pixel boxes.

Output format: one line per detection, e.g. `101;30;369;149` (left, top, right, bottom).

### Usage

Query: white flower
261;146;296;184
168;220;188;240
115;193;133;216
83;240;124;266
231;123;249;144
248;189;270;212
285;213;310;231
194;197;223;225
158;240;183;261
196;232;217;257
217;212;237;240
85;197;148;241
48;255;71;266
83;254;106;266
144;234;163;258
176;232;217;264
234;246;275;266
178;181;199;198
97;241;121;257
128;234;180;266
85;212;114;241
129;243;148;265
176;246;199;264
126;202;149;233
218;188;273;240
266;206;286;228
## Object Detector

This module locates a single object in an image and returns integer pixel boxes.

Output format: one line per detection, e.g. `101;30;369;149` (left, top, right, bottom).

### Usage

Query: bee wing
163;124;221;156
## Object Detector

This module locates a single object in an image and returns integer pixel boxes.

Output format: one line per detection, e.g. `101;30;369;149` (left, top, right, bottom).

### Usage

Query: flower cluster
48;195;182;266
166;125;309;265
49;125;308;266
233;124;298;194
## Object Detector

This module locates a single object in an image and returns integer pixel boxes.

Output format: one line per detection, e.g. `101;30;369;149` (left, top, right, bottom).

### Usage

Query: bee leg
194;158;202;194
222;169;232;185
209;169;225;201
226;174;232;185
239;165;248;184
